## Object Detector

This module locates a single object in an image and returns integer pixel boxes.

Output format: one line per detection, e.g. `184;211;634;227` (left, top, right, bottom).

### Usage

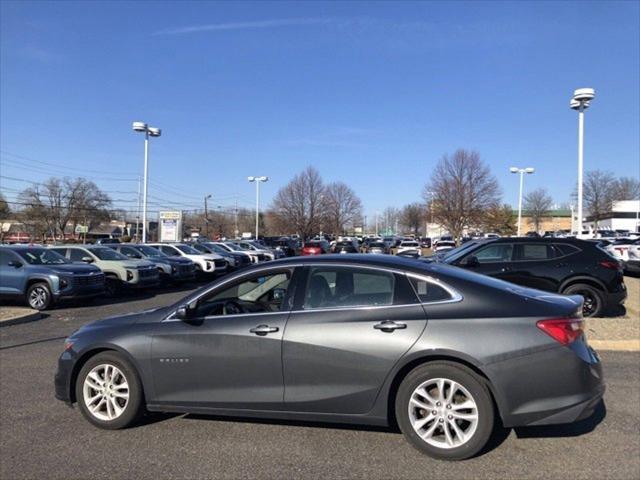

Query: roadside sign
75;225;89;234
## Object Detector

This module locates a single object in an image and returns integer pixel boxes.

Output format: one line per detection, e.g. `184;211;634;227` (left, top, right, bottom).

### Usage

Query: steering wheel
223;300;244;316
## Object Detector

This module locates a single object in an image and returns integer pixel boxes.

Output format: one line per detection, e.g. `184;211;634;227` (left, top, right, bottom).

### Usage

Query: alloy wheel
408;377;479;449
82;364;130;421
28;286;48;309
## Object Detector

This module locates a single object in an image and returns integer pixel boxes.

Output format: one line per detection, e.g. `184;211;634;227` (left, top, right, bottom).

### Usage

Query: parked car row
0;240;284;310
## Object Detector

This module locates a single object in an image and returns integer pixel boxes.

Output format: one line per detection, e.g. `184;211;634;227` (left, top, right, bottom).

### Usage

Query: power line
0;150;138;176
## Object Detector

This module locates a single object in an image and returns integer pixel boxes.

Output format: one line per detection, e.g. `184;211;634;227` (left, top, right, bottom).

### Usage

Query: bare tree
324;182;362;236
523;188;553;232
424;149;501;241
271;166;326;240
380;206;400;235
18;177;112;239
482;203;516;236
400;203;424;236
582;170;616;229
612;176;640;201
0;192;10;218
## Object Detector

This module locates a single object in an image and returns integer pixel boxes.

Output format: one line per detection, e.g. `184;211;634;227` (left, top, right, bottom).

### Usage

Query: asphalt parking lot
1;287;639;480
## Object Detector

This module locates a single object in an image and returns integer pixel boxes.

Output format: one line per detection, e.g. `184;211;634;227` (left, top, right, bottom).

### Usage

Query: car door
150;267;298;410
0;250;25;294
456;243;516;282
282;265;427;414
509;243;561;291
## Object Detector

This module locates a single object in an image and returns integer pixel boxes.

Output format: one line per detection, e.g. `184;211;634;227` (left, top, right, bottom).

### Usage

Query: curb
589;339;640;352
0;311;43;328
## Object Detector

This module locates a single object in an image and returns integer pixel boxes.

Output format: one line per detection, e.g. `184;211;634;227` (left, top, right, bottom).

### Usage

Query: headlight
126;270;134;281
59;277;68;288
206;261;213;269
171;265;177;273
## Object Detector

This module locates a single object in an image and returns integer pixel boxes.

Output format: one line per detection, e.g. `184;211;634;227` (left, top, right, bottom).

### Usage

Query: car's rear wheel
75;352;144;429
105;276;121;297
26;282;52;310
562;283;604;317
396;362;494;461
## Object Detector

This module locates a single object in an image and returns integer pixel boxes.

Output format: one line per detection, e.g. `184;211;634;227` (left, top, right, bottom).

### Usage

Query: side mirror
175;302;197;321
8;260;23;268
272;288;286;302
464;255;480;268
81;256;94;263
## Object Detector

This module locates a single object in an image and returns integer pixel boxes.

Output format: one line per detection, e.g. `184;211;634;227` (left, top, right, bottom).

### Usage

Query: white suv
145;243;227;275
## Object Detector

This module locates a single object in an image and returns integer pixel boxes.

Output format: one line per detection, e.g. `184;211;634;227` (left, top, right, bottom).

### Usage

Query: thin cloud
153;18;335;36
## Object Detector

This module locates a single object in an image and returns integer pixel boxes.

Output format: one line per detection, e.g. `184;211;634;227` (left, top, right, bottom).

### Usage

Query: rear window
554;243;581;256
408;277;453;303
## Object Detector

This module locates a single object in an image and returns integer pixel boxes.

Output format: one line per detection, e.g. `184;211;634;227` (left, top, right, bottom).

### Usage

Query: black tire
75;351;145;429
395;361;495;461
562;283;605;317
105;276;121;297
26;282;53;310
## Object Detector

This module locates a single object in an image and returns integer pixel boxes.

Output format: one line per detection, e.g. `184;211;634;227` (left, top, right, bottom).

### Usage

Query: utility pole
136;176;141;242
234;196;239;239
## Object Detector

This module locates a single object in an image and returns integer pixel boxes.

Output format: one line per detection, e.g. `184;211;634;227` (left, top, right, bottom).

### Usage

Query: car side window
68;249;87;262
517;244;555;261
554;243;581;256
0;250;17;265
471;244;514;263
50;248;68;259
408;277;453;303
304;266;395;309
193;270;293;318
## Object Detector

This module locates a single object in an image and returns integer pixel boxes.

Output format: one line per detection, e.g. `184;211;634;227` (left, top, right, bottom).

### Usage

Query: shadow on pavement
0;332;66;351
513;400;606;438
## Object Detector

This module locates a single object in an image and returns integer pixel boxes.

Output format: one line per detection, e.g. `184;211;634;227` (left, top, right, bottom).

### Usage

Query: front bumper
54;350;75;404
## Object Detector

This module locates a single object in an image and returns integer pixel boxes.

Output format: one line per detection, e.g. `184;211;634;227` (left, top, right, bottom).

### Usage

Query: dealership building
583;200;640;232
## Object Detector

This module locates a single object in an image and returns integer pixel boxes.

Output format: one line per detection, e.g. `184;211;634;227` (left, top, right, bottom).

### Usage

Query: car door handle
249;325;279;336
374;320;407;333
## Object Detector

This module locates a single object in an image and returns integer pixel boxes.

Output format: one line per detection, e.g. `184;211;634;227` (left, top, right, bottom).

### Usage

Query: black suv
435;237;626;317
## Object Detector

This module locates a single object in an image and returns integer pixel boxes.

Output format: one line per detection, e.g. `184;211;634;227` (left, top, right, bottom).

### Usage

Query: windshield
136;245;166;257
90;247;128;261
205;243;227;254
222;243;241;251
440;241;483;262
401;242;419;247
176;244;201;255
236;243;254;251
370;242;385;248
16;248;69;265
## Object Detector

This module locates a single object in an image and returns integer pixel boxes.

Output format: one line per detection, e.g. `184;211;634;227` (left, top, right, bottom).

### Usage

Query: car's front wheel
26;282;53;310
75;352;145;429
395;361;495;461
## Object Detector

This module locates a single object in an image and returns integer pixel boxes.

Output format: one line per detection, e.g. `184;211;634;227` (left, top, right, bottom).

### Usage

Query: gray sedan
55;255;603;460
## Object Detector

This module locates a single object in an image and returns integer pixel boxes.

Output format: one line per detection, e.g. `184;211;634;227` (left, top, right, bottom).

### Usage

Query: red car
301;240;329;255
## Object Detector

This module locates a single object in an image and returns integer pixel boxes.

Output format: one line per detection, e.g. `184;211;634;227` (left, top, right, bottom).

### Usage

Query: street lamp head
148;127;161;137
132;121;148;132
509;167;519;173
525;167;535;174
247;176;255;182
572;88;595;102
257;176;269;182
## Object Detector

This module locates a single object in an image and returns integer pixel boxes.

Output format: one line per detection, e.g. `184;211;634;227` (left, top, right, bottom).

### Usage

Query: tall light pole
204;194;212;239
510;166;535;236
248;176;268;239
132;122;161;243
570;88;595;236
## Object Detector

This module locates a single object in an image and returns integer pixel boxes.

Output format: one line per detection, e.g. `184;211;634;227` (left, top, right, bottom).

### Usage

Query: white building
583;200;640;232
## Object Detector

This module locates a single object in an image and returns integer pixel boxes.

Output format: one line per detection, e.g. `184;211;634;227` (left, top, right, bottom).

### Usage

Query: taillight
600;260;622;271
537;318;584;345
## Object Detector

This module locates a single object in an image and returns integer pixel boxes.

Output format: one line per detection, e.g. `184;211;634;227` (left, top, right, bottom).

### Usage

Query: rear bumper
623;260;640;274
487;343;605;428
604;288;627;307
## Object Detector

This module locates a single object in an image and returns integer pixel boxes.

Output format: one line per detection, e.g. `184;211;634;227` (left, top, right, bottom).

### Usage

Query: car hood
47;264;102;275
117;259;155;268
74;306;167;333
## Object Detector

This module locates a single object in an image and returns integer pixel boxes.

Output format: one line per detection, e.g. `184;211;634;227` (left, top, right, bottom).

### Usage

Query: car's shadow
137;400;606;457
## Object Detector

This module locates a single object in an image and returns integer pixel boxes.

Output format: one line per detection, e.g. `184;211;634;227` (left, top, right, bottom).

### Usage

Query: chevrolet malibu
55;255;604;460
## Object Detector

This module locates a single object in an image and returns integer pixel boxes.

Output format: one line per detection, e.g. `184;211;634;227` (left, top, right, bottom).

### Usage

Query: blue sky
1;0;639;221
